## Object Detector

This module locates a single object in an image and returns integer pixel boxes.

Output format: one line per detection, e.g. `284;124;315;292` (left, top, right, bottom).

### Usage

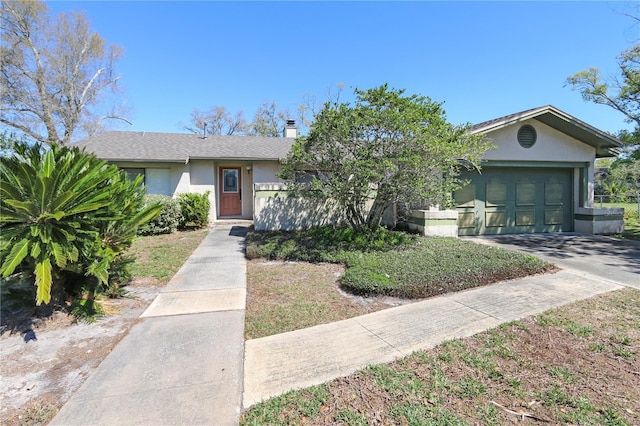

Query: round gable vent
517;125;537;148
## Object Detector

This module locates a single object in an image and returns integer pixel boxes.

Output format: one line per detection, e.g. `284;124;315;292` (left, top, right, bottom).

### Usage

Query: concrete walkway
50;225;248;426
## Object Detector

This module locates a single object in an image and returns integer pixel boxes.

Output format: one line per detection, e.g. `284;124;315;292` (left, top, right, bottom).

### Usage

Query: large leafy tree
0;142;160;305
248;101;290;137
0;0;124;145
279;84;492;231
567;40;640;202
566;43;640;129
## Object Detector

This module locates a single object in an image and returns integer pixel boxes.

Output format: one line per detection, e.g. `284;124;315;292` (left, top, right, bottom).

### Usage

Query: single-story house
76;106;623;236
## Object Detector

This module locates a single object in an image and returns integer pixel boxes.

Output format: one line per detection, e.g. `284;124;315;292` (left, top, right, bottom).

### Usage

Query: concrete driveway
467;233;640;289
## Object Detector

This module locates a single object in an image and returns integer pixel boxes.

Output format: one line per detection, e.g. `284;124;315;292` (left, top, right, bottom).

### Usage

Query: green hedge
179;191;211;230
138;195;182;235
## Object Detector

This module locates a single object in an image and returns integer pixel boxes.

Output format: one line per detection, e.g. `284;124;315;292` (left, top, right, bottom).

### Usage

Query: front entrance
219;167;242;216
455;167;573;236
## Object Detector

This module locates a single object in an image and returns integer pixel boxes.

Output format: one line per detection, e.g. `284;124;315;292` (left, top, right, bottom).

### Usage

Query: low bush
246;228;554;299
245;226;417;262
138;195;182;235
179;191;211;230
339;239;551;298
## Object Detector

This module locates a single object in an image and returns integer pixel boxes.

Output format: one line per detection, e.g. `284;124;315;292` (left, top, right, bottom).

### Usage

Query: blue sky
48;1;639;136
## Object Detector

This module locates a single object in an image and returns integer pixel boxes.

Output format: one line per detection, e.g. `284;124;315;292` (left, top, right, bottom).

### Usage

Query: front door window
223;169;238;193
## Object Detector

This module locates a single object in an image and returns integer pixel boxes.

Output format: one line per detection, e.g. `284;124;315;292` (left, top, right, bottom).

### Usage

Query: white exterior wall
188;160;216;223
483;119;597;210
483;119;594;162
253;162;284;183
172;165;190;195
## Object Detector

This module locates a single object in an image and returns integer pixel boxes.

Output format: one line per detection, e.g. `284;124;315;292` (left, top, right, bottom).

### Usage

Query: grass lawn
241;288;640;425
245;261;393;340
127;228;209;285
601;202;640;240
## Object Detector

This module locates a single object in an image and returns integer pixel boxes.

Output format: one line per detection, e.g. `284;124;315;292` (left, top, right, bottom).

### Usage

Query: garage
455;167;573;236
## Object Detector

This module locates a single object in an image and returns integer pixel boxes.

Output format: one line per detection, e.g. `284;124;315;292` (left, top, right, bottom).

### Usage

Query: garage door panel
486;211;507;227
545;209;564;225
516;183;536;206
516;210;536;226
458;212;476;228
455;184;475;207
545;183;564;205
485;182;507;207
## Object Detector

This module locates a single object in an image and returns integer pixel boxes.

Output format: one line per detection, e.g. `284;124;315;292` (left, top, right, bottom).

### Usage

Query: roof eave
104;158;188;164
471;105;622;151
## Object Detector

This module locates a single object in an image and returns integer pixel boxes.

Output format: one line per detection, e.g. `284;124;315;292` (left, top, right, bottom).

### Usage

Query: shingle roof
470;105;621;157
73;131;295;162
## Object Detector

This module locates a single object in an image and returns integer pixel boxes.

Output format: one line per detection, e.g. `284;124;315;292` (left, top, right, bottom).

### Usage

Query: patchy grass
604;202;640;240
128;228;209;285
241;288;640;425
245;261;395;339
246;228;554;299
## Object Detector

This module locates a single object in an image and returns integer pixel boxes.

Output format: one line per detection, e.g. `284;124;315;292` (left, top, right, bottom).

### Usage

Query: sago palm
0;142;158;305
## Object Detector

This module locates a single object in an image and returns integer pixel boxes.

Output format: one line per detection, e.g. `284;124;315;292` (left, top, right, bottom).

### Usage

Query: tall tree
0;0;125;145
184;106;247;136
279;84;492;231
248;101;289;137
566;43;640;129
566;14;639;202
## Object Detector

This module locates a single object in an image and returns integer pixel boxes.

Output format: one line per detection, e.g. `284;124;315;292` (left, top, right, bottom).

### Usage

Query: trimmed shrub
179;191;211;230
138;195;182;235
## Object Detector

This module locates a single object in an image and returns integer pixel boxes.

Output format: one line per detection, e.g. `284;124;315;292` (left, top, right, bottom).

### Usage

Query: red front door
219;168;242;216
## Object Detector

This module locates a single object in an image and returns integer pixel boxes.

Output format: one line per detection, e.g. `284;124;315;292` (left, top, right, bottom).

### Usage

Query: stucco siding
253;162;284;183
483;119;594;162
188;161;216;223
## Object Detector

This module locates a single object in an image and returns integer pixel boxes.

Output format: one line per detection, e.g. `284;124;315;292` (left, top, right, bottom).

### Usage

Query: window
222;169;239;192
121;167;172;196
122;168;145;183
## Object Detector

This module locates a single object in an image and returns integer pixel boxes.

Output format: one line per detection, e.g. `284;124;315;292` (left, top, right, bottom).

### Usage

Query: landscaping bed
245;227;555;300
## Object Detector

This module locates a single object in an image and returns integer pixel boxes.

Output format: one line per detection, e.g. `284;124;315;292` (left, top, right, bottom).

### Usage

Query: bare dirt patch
0;281;158;425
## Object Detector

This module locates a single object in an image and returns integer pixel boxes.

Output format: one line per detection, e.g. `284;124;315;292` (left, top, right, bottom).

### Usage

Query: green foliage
566;43;640;129
138;195;182;235
245;228;552;299
178;191;211;229
0;141;160;306
245;226;417;261
70;298;104;323
279;84;492;231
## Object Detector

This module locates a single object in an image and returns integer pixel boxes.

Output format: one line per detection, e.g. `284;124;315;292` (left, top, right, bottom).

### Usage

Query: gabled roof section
73;131;296;163
470;105;622;157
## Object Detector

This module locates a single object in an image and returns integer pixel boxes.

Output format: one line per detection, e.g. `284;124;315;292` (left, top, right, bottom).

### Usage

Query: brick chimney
283;119;297;138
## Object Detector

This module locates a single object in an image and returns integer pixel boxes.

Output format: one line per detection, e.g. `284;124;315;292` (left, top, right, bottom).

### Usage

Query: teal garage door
455;168;573;236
